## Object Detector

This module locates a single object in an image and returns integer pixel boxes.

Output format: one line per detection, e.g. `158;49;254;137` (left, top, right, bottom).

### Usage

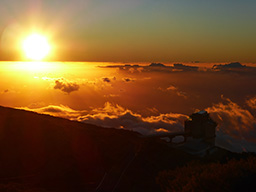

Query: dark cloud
54;78;80;94
102;77;111;83
212;62;246;70
122;77;136;82
172;64;199;71
211;62;256;75
1;89;9;94
102;63;199;73
102;77;116;83
102;62;256;76
150;63;199;72
149;63;167;67
142;63;172;72
1;89;16;94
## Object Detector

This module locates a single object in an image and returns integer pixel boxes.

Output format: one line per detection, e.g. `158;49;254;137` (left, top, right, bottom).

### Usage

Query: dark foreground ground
0;106;255;192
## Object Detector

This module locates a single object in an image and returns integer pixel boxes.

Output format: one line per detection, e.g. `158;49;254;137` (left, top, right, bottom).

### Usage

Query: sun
22;34;51;61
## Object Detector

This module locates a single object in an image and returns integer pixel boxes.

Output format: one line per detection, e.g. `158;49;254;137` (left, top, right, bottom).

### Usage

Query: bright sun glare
22;34;51;61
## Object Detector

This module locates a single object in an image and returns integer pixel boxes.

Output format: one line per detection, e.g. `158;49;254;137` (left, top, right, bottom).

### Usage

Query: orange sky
0;0;256;62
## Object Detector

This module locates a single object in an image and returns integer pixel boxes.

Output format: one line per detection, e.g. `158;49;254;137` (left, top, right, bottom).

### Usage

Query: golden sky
0;0;255;62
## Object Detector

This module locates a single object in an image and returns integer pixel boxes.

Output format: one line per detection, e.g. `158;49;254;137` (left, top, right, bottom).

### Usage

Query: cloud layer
102;63;200;73
23;102;187;136
79;102;188;135
206;98;256;152
21;105;88;120
103;62;256;74
22;96;256;152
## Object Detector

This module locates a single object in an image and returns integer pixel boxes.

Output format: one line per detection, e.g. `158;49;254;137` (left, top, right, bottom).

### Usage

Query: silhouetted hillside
0;106;255;192
0;106;140;192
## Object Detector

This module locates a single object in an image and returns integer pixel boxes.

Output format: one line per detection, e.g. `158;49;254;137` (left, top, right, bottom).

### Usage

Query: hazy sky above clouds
0;0;256;62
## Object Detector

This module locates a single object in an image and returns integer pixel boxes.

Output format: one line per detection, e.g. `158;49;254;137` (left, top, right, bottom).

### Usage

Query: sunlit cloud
206;98;256;152
146;107;159;115
78;103;188;135
159;85;188;99
104;94;120;98
166;85;177;91
20;105;87;120
246;97;256;110
23;102;188;136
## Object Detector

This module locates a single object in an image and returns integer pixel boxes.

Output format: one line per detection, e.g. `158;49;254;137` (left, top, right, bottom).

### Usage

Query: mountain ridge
0;105;253;192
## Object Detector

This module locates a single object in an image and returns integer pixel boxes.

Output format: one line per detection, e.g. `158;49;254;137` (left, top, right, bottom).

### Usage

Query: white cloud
206;98;256;152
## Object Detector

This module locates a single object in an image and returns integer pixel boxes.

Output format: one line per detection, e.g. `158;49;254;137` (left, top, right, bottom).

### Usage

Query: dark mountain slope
0;106;140;191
